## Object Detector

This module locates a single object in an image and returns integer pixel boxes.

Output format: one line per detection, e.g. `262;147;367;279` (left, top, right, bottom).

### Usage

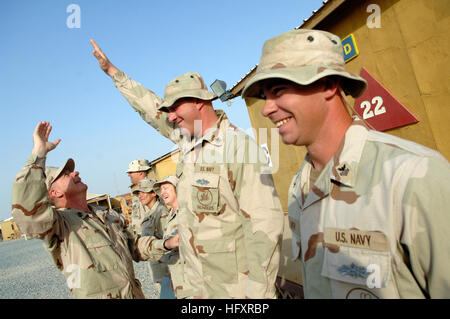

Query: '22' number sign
359;96;386;119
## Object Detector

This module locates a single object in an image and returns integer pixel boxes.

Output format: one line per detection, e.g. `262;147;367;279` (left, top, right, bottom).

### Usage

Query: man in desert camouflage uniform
241;29;450;298
133;178;173;298
126;159;153;235
11;121;178;299
153;175;190;298
91;39;284;298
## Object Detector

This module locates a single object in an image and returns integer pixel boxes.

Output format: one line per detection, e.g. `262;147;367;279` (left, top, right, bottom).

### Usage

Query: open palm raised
32;121;61;157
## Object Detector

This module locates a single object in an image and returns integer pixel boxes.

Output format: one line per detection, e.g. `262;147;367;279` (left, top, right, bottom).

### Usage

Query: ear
194;98;205;111
322;77;340;100
139;171;147;178
48;187;63;200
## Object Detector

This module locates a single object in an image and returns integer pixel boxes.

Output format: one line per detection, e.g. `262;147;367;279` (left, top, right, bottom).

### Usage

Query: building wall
148;151;179;180
0;220;22;241
112;194;133;224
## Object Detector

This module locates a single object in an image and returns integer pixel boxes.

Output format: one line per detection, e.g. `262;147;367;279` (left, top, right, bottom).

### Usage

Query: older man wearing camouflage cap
11;121;178;299
242;29;450;298
91;39;284;299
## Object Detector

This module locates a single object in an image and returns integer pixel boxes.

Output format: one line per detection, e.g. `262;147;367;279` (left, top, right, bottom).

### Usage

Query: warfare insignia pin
196;179;210;185
337;263;370;279
337;163;349;176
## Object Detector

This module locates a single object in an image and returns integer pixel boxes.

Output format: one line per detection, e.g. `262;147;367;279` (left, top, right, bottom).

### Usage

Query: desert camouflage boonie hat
126;159;151;173
45;158;75;190
158;72;217;112
132;178;157;194
242;29;367;99
153;175;178;194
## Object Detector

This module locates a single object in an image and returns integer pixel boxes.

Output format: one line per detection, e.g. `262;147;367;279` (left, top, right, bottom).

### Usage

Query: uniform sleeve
287;172;302;261
400;155;450;298
11;154;62;241
111;71;181;144
126;227;170;262
144;205;176;259
228;135;285;299
157;203;169;239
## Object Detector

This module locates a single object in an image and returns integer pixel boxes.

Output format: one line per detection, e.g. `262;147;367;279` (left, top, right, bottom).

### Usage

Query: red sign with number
353;68;419;131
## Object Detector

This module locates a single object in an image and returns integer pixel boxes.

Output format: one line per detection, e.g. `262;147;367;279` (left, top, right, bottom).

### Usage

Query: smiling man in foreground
11;121;177;299
242;29;450;298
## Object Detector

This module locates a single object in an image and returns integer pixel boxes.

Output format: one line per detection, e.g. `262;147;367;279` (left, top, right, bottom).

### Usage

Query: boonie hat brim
45;158;75;190
158;90;218;112
242;64;367;99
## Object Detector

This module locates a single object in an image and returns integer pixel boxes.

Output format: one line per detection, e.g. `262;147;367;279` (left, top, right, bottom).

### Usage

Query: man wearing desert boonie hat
242;29;450;298
91;39;285;299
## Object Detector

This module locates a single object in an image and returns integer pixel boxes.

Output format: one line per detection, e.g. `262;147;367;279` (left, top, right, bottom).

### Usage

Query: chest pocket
84;230;119;272
191;173;220;214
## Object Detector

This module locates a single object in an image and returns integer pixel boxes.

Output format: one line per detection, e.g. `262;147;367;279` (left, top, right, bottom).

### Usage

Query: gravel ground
0;238;159;299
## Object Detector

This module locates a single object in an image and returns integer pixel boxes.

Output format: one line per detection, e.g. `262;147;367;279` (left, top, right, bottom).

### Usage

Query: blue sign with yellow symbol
342;33;359;62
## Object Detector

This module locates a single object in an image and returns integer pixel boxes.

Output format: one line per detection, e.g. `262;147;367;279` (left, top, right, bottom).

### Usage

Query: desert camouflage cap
45;158;75;190
132;178;157;194
126;159;151;173
242;29;367;99
158;72;217;111
153;175;178;194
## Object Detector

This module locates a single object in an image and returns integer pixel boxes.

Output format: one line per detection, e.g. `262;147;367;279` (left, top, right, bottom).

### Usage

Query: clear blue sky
0;0;324;221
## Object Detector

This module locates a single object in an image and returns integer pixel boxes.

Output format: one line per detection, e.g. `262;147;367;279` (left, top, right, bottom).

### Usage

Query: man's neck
307;102;352;172
58;195;90;213
136;175;147;184
197;107;219;137
56;192;90;213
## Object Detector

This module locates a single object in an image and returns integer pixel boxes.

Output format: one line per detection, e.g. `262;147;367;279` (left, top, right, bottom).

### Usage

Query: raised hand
90;39;119;77
31;122;61;157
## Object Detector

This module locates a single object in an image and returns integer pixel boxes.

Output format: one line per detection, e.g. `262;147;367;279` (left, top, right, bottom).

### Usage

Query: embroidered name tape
195;165;220;174
325;228;389;251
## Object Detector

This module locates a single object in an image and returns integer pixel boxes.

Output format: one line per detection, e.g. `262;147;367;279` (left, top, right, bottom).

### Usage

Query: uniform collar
202;109;227;146
182;109;228;155
329;119;369;188
296;119;369;209
168;207;178;222
148;199;163;215
61;204;108;223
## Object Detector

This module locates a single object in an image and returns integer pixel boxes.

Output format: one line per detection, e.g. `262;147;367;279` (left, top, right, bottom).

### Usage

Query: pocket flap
321;245;391;288
196;239;235;254
84;231;111;249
